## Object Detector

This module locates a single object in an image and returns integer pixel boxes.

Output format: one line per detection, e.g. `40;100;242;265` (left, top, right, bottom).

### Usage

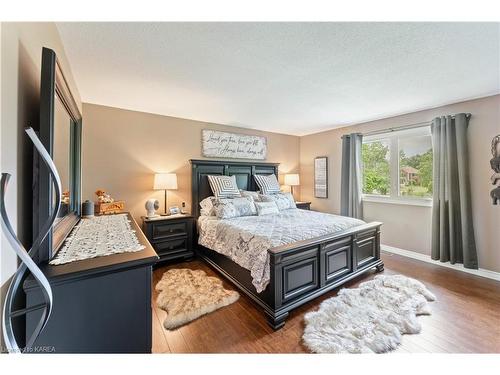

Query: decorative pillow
208;175;241;198
213;196;257;219
259;192;297;211
199;196;216;216
240;189;261;201
253;174;281;195
255;201;280;216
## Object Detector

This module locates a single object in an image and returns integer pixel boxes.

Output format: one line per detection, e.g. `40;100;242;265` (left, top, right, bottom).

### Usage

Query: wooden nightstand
295;201;311;210
142;214;195;263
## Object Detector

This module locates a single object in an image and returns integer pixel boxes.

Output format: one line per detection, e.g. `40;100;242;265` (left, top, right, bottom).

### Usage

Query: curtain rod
341;113;471;139
361;121;430;137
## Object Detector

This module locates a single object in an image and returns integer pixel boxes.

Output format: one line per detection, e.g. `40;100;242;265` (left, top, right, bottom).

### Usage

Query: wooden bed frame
190;159;384;329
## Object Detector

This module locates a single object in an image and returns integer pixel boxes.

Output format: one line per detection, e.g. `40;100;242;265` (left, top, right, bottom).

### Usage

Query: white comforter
198;209;365;292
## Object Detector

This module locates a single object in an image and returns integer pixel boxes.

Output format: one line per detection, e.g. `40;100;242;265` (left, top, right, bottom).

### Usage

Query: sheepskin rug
303;274;436;353
155;268;239;329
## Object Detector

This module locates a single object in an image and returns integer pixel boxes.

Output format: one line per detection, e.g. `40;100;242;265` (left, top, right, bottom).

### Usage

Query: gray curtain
340;133;363;219
431;113;478;269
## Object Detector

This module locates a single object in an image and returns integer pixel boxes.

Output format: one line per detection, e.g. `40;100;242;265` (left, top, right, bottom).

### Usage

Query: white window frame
362;126;433;207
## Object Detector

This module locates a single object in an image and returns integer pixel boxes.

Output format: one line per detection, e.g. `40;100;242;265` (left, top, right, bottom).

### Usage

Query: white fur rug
303;274;436;353
156;268;239;329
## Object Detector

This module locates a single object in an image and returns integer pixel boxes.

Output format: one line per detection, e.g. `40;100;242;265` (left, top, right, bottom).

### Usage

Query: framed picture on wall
314;156;328;198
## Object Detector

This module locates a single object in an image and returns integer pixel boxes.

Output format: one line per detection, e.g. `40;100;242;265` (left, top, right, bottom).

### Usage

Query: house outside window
361;126;433;206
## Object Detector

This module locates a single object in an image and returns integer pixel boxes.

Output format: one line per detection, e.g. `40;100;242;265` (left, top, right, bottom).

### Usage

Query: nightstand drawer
151;221;187;240
154;237;188;257
142;214;194;264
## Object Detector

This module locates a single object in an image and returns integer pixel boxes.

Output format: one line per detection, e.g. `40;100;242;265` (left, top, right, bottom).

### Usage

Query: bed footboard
266;222;383;328
197;222;383;330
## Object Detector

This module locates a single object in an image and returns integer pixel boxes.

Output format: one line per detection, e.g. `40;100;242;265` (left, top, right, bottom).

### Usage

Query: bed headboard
190;159;280;217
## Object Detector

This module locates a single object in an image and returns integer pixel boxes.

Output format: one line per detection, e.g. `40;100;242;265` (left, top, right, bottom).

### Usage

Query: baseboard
381;244;500;282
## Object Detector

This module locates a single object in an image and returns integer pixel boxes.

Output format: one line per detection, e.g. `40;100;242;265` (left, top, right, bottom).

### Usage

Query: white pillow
207;175;241;198
199;196;215;216
213;196;257;219
259;192;297;211
240;189;261;201
255;201;280;216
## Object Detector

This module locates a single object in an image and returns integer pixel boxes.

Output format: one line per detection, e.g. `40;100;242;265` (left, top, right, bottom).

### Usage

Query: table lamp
154;173;178;215
284;173;300;199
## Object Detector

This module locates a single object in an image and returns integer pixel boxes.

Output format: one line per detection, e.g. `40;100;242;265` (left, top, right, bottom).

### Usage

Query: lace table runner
50;214;145;265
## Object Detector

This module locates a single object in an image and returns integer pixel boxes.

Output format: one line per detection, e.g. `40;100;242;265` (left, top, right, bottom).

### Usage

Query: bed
190;159;384;329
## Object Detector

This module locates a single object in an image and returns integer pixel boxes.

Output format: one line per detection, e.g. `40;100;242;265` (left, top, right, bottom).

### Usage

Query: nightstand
141;214;195;263
295;201;311;210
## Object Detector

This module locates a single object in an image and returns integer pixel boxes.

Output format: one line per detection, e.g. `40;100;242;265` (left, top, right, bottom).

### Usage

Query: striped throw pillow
254;174;281;195
207;175;241;198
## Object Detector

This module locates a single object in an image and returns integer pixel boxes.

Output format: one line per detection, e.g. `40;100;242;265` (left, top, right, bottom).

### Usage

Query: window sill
362;195;433;207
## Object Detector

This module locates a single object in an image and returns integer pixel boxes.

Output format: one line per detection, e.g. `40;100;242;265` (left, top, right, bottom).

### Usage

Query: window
361;140;391;196
362;126;433;203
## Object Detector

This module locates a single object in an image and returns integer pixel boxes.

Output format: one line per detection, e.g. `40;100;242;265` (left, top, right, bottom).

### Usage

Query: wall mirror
36;47;82;262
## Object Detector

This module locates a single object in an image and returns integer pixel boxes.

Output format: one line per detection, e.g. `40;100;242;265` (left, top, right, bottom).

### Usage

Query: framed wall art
314;156;328;198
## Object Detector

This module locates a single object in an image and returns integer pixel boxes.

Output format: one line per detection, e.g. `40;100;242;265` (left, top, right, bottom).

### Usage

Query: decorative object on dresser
314;156;328;198
49;213;146;265
82;200;94;218
156;268;239;329
154;172;178;215
302;275;436;354
142;214;195;263
1;127;61;352
94;189;125;215
145;198;160;218
284;173;300;199
202;129;267;160
295;201;311;210
490;134;500;205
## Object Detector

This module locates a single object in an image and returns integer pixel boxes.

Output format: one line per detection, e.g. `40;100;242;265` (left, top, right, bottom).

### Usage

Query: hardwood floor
151;251;500;353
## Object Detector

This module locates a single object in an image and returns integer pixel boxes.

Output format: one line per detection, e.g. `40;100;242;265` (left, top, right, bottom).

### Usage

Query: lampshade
284;174;300;186
154;173;178;190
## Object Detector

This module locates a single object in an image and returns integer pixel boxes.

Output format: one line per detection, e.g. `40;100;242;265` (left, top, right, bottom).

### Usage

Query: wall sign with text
202;129;267;160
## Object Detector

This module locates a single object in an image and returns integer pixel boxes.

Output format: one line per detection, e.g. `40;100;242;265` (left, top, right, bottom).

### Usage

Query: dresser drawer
153;237;188;257
151;221;188;240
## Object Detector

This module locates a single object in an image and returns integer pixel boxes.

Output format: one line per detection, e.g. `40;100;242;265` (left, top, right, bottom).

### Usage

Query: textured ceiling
57;22;500;136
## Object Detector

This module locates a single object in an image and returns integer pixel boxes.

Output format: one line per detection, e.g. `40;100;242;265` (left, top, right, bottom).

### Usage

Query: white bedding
198;209;365;292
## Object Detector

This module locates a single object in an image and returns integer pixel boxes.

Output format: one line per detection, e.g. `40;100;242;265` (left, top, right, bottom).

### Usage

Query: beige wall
300;95;500;272
0;22;81;348
81;103;300;224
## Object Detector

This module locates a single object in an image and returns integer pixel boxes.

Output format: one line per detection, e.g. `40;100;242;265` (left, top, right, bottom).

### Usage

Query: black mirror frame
36;47;82;262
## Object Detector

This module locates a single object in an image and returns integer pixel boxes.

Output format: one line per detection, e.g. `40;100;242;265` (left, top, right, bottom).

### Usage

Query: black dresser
142;214;195;263
23;213;158;353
